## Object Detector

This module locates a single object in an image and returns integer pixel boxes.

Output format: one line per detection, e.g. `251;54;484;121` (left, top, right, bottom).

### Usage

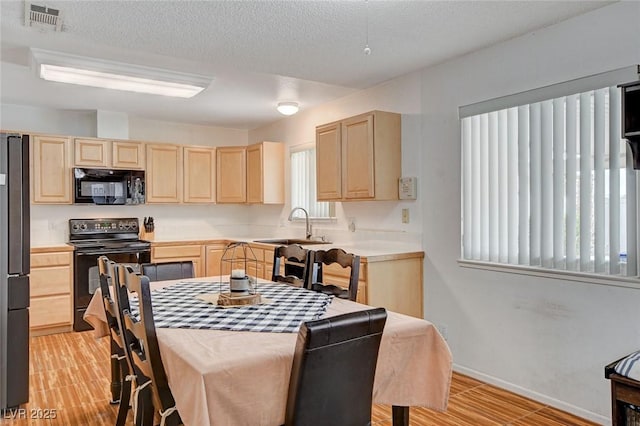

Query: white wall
129;116;248;147
418;2;640;423
0;103;97;136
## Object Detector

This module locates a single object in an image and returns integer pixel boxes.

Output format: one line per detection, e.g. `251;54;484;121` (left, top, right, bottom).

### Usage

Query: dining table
84;276;452;426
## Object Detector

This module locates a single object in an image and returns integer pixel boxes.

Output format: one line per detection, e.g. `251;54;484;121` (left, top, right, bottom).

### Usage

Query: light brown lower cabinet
30;247;74;335
205;242;274;280
365;254;424;318
151;243;205;277
205;243;228;277
313;252;424;317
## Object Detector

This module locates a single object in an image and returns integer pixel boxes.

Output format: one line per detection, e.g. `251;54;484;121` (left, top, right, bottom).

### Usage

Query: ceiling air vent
24;2;62;31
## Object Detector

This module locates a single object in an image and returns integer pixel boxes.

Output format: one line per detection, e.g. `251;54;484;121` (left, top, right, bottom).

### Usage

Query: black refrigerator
0;133;30;409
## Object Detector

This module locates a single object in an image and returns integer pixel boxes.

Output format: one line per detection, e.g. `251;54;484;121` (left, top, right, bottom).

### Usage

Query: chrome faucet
288;207;312;240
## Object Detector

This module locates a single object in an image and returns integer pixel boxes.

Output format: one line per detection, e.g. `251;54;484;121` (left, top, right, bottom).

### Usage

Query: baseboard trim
453;364;610;426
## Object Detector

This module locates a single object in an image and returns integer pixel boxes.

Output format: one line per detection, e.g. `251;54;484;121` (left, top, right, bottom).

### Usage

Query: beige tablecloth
84;277;452;426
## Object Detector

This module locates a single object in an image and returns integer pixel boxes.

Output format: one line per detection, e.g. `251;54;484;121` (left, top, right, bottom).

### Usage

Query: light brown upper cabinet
246;141;285;204
74;138;144;169
216;147;247;203
183;146;216;203
316;110;401;201
315;123;342;200
146;144;183;203
31;135;72;204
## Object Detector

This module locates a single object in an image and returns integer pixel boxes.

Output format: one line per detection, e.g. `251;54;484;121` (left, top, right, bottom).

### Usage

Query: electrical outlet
438;324;448;341
48;220;56;231
348;217;356;232
402;208;409;224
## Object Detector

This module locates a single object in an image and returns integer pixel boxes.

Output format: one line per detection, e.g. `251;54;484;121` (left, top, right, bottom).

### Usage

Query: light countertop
148;236;423;260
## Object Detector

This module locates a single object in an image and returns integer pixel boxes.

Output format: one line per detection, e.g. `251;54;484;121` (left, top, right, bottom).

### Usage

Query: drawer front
30;295;72;328
30;266;72;297
322;262;366;281
31;252;72;268
153;245;202;259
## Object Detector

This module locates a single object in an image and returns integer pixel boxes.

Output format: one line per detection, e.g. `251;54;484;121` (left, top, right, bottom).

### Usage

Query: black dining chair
119;264;182;426
284;307;387;426
309;248;361;302
141;261;194;282
111;263;155;426
97;256;132;426
271;244;314;288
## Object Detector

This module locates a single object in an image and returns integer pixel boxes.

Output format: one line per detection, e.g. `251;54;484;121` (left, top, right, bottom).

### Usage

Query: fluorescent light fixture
31;48;211;98
277;102;299;116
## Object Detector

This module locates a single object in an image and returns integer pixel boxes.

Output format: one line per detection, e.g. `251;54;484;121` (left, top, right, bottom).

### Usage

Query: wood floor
3;331;601;425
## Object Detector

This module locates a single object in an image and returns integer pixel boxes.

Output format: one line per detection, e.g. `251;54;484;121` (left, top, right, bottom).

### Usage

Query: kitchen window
290;144;335;219
459;67;640;280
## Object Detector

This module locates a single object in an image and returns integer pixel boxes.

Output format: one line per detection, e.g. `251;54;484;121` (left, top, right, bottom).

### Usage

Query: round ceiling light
277;102;299;116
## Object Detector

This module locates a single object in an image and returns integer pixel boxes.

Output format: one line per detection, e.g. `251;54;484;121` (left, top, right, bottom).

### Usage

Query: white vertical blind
593;89;606;273
461;85;638;278
552;97;566;270
480;115;490;261
517;105;530;266
498;109;509;264
565;95;578;271
488;112;499;262
529;103;541;267
472;116;481;260
627;149;638;276
462;119;472;259
507;108;519;265
290;147;332;218
540;100;554;268
579;92;592;272
609;87;621;275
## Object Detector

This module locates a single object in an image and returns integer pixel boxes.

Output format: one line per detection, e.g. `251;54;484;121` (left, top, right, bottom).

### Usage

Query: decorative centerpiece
230;268;251;295
218;242;261;306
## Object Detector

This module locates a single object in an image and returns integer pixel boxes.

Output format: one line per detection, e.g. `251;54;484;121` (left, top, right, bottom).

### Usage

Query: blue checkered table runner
129;281;333;333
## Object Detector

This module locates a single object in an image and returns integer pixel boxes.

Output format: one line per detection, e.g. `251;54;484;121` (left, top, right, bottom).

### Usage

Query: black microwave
73;168;145;205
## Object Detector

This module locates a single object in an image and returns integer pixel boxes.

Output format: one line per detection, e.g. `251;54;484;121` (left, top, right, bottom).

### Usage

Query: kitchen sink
253;238;332;246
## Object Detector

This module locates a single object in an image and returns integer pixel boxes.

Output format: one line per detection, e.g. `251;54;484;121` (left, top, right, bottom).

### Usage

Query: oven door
73;248;151;331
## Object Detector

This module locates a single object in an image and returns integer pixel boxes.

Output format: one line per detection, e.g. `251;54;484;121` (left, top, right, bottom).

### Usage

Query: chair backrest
98;256;125;350
285;307;387;426
111;263;156;426
310;248;361;301
271;244;313;288
141;261;194;282
118;264;181;426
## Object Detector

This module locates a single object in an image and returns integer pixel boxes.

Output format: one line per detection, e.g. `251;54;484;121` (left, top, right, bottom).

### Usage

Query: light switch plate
0;173;5;186
402;208;409;224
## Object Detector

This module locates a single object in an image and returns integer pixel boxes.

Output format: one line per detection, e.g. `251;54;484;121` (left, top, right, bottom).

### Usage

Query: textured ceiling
0;0;612;130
